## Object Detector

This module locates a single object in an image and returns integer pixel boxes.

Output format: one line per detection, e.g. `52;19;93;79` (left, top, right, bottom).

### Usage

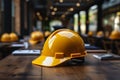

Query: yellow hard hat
32;29;87;67
9;32;18;42
88;31;93;37
29;31;44;45
1;33;10;42
96;31;104;37
45;31;51;37
109;30;120;40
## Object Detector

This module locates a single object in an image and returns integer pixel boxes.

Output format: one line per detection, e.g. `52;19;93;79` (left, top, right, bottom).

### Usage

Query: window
74;13;78;32
89;5;98;33
80;11;86;34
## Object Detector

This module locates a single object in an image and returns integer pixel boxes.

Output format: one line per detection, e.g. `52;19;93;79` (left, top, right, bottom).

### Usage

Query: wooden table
0;53;120;80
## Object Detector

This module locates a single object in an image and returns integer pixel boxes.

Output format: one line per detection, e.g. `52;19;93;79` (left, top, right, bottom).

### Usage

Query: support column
78;12;81;34
85;9;89;34
0;0;1;34
14;0;20;35
3;0;12;33
97;2;103;31
20;0;28;37
27;2;31;34
27;2;34;34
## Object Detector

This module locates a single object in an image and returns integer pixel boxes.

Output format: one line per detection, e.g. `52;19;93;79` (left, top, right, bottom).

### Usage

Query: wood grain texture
0;55;42;80
0;54;120;80
42;55;120;80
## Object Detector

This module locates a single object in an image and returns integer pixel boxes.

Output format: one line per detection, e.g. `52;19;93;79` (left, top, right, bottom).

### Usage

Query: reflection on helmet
1;33;10;42
109;30;120;40
29;31;43;45
32;29;87;67
9;32;18;42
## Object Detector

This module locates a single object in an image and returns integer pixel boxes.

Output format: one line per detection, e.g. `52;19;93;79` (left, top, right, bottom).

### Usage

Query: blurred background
0;0;120;56
0;0;119;37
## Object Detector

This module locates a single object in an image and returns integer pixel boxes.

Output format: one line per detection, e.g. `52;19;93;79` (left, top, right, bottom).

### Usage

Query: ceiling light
50;6;53;9
51;12;55;15
54;7;57;11
36;12;40;16
69;8;74;11
59;0;63;3
38;16;42;20
61;15;65;18
76;3;80;7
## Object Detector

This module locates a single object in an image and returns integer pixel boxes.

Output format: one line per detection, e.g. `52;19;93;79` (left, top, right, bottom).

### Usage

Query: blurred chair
102;39;113;53
114;40;120;55
94;37;104;49
87;37;96;46
80;34;89;43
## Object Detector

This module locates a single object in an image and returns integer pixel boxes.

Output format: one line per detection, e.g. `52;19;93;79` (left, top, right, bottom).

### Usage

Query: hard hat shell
29;31;43;45
109;30;120;40
45;31;51;37
9;32;18;42
32;29;87;67
1;33;10;42
88;31;93;37
96;31;104;37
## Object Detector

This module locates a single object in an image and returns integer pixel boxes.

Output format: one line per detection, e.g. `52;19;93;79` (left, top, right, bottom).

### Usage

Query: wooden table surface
0;53;120;80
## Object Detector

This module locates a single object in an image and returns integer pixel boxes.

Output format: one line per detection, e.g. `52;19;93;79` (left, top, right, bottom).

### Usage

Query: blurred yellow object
29;31;43;45
1;33;10;42
96;31;104;37
9;32;18;42
109;30;120;40
32;29;87;67
45;31;51;37
88;31;93;37
117;12;120;16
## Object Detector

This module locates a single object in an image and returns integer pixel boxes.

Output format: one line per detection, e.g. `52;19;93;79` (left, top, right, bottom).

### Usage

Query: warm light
51;12;55;15
117;12;120;15
54;7;57;11
69;8;74;11
38;16;42;20
61;15;65;18
50;6;53;9
59;0;63;3
76;3;80;7
36;12;40;16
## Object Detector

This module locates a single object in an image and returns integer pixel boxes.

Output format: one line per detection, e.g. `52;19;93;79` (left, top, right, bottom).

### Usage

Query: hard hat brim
29;39;39;45
32;55;70;67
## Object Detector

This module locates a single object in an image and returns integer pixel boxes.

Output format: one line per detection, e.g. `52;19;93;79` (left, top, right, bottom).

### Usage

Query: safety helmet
96;31;104;37
32;29;87;67
109;30;120;40
45;31;51;37
9;32;18;42
1;33;10;42
88;31;93;37
29;31;44;45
